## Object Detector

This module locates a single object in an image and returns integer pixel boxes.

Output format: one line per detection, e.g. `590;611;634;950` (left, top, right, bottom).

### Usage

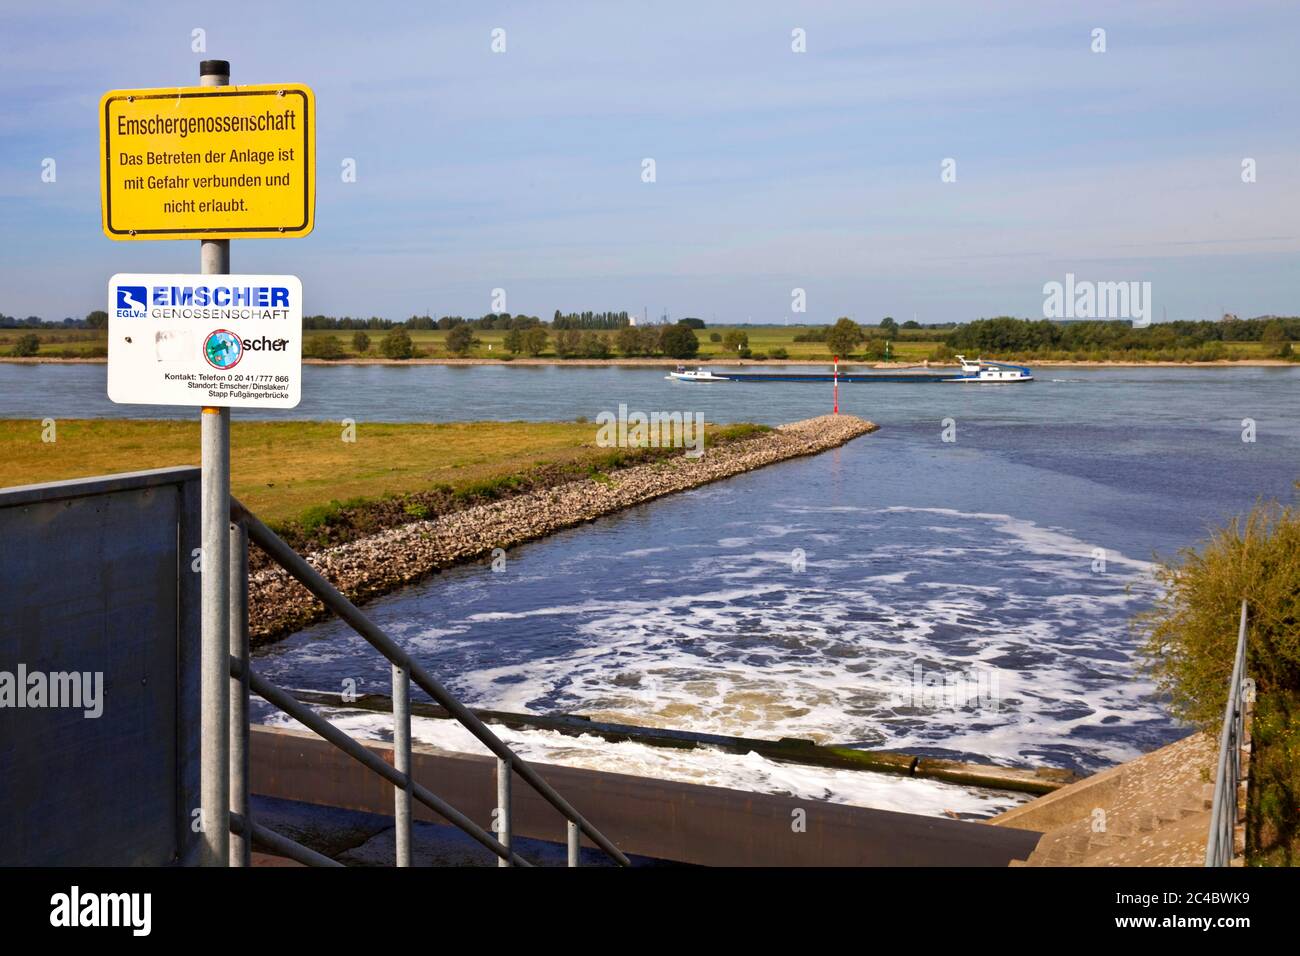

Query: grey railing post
393;663;412;867
497;757;512;867
228;520;251;867
1206;599;1249;866
567;820;579;867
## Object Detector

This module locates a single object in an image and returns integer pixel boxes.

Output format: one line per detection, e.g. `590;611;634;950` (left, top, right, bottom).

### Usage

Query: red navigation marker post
833;356;839;415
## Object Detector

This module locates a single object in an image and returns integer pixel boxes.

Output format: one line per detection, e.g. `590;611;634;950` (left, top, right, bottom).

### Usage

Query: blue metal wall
0;468;201;865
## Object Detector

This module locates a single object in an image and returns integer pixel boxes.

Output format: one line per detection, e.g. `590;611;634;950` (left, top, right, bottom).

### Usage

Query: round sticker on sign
204;329;244;370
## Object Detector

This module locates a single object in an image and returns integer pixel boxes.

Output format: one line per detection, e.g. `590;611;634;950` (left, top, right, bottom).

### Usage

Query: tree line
947;316;1297;358
10;307;1299;362
551;310;630;330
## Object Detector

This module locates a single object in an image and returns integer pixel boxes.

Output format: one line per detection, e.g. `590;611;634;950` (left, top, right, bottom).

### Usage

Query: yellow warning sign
100;83;315;240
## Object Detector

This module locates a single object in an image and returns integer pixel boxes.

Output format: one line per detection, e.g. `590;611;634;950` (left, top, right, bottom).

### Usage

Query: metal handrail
228;498;630;867
1205;600;1250;867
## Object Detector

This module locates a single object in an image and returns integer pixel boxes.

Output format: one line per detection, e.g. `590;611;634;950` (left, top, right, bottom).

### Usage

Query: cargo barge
668;356;1033;384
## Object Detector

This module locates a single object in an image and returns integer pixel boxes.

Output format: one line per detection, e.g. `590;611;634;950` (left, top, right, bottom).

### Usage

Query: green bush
1137;493;1300;862
554;328;583;358
11;333;41;357
825;317;863;358
524;327;549;356
298;500;346;534
580;332;611;359
659;324;699;359
446;324;477;356
381;328;415;359
1137;497;1300;729
722;329;749;352
304;335;345;360
770;347;788;359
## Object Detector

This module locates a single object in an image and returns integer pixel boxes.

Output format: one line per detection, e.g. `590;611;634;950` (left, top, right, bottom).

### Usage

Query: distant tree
555;328;583;358
581;332;612;359
524;327;549;356
85;310;108;330
1261;320;1291;357
659;323;699;359
825;317;864;358
901;319;921;330
381;328;415;359
722;329;749;352
11;333;40;357
304;335;345;360
446;323;477;355
709;331;722;342
678;317;706;329
879;316;899;337
351;330;370;353
503;327;525;354
616;325;646;357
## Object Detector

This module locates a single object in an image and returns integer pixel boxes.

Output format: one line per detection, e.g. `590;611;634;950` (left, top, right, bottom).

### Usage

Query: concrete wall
0;468;202;865
252;724;1043;866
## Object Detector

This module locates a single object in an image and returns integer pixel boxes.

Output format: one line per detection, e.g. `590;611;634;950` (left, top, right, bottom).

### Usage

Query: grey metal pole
393;663;412;867
567;820;579;867
496;757;512;867
228;520;250;866
199;57;232;867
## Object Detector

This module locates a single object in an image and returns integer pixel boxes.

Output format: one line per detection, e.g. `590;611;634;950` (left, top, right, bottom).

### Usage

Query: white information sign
107;273;302;408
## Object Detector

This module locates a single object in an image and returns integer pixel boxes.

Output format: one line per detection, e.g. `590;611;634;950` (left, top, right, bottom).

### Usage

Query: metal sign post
833;356;839;415
100;58;312;867
198;58;231;868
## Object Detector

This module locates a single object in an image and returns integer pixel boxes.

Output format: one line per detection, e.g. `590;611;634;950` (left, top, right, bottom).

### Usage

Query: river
8;362;1297;816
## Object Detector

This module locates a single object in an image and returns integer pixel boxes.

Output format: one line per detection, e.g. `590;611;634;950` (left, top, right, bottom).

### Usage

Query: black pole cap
199;60;231;77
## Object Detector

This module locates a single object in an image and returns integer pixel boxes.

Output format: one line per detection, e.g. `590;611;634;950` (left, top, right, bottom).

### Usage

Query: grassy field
0;328;108;356
320;326;946;361
2;325;1285;363
0;419;640;524
0;325;944;361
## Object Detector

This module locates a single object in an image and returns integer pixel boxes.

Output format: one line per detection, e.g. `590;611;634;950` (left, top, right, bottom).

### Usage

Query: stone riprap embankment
248;415;876;643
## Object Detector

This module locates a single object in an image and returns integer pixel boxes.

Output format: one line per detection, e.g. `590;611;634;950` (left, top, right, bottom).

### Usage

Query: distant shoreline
2;356;1295;368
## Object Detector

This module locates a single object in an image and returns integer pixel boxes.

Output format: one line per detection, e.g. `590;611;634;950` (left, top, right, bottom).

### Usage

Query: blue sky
1;0;1297;323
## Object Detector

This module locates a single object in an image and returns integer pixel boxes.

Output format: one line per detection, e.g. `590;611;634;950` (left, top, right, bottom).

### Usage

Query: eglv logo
115;286;147;317
203;329;243;369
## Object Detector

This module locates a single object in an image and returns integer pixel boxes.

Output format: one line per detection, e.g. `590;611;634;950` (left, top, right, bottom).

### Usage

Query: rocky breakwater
248;414;877;643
